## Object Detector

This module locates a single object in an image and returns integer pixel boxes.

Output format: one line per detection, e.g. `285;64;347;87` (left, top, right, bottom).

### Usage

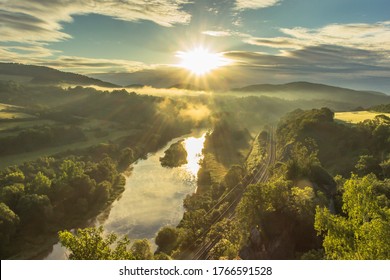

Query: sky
0;0;390;91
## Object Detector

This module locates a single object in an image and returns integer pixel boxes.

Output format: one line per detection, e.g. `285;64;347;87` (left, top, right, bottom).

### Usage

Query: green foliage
131;239;153;260
160;140;188;168
315;174;390;259
277;107;390;177
290;186;316;220
0;202;19;251
209;238;238;260
369;103;390;113
3;170;25;184
206;219;241;260
118;147;134;168
237;178;291;235
0;125;86;156
0;183;25;210
224;165;244;190
58;226;136;260
155;226;179;254
154;252;172;260
28;171;51;195
380;157;390;178
355;155;381;177
285;141;320;180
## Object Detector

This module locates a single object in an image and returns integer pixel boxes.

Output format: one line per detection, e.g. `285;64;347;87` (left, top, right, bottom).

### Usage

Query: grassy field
0;128;137;169
335;111;390;124
0;114;137;169
0;103;36;120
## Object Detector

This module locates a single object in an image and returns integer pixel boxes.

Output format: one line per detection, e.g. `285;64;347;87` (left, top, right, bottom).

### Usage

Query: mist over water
44;130;206;259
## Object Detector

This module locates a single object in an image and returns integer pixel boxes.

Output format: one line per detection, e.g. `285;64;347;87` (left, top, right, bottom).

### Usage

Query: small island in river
160;140;188;167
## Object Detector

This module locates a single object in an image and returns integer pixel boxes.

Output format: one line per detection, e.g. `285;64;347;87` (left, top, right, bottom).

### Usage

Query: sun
176;47;229;75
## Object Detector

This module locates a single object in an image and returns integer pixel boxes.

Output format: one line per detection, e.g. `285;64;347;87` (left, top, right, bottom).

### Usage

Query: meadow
334;111;390;123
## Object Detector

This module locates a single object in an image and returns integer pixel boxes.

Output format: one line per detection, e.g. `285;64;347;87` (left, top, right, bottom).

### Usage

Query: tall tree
58;226;136;260
315;174;390;259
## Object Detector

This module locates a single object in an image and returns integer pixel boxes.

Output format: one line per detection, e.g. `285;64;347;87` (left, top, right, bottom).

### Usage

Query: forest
0;79;389;260
52;107;390;260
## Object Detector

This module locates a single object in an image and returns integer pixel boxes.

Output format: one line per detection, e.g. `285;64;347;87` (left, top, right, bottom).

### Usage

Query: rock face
160;140;188;168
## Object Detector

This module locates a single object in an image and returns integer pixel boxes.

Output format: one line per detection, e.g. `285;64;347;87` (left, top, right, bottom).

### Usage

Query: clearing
334;111;390;124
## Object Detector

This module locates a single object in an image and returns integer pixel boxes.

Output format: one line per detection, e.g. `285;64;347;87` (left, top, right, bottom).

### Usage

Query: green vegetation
0;154;126;258
165;106;388;260
233;107;389;260
0;80;203;259
335;111;390;124
369;103;390;113
160;140;188;167
0;125;86;156
1;75;389;260
58;226;153;260
315;174;390;260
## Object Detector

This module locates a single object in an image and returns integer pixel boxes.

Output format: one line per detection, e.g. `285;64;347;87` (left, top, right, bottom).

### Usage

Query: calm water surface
44;130;206;259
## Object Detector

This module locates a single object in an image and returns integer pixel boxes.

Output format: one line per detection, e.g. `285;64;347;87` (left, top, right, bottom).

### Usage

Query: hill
0;63;119;88
233;81;390;107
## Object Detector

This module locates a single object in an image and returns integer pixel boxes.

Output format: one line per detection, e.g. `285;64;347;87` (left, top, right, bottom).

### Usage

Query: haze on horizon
0;0;389;92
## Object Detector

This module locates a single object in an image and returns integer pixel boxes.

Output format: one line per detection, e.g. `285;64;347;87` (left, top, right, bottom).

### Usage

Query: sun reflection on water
183;132;206;176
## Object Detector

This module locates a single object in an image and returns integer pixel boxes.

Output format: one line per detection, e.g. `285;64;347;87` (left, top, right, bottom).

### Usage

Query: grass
245;133;265;172
202;153;227;184
0;119;57;132
0;117;138;169
334;111;390;124
0;129;136;169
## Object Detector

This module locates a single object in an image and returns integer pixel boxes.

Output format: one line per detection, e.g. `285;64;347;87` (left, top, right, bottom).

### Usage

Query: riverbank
42;130;207;259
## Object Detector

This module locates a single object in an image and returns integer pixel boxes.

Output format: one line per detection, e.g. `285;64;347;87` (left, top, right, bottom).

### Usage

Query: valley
0;63;389;260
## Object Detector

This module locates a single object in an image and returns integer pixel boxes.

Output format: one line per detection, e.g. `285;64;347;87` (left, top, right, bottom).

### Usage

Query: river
44;130;207;259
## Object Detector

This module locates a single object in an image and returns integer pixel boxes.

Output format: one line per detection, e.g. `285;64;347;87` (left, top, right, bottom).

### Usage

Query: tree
355;155;381;177
16;194;52;229
209;238;238;260
119;147;134;167
28;171;51;195
155;226;179;254
379;157;390;178
131;239;153;260
4;170;25;184
95;181;112;203
58;226;137;260
224;165;243;190
0;183;25;210
315;174;390;259
59;159;84;183
0;202;19;252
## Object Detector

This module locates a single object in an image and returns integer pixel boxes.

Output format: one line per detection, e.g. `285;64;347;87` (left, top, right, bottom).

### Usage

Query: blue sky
0;0;389;91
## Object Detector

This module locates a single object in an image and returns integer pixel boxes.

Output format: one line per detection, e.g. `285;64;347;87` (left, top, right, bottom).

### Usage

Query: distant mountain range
233;81;386;96
0;63;389;107
0;63;119;88
232;81;390;107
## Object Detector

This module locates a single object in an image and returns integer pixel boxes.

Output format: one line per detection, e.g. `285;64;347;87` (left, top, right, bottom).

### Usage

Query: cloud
221;46;390;91
224;45;390;76
234;0;281;10
243;37;306;49
0;0;191;45
202;30;232;37
0;45;151;73
245;21;390;53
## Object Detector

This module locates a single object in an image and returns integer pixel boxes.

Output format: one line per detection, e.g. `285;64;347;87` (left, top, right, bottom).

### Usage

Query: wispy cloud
0;0;191;45
245;21;390;52
202;30;232;37
225;45;390;75
243;37;305;49
0;45;151;74
234;0;282;10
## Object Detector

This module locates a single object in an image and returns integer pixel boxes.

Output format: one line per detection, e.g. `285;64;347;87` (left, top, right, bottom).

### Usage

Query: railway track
188;127;277;260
